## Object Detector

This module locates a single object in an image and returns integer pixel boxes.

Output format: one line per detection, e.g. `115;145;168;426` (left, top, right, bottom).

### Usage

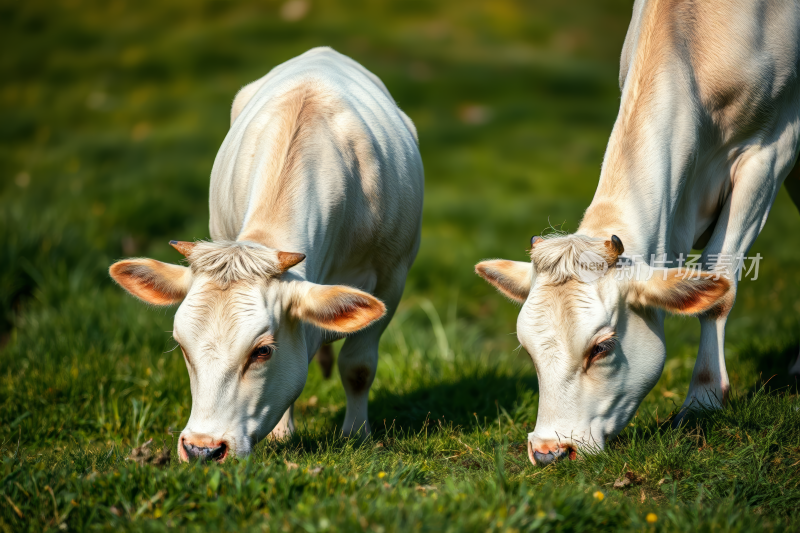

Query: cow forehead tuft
530;234;613;284
187;240;282;286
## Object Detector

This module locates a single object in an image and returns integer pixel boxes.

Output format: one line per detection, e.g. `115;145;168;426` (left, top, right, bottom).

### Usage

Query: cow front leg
679;146;788;419
269;404;295;440
336;275;405;437
680;314;731;416
337;330;379;437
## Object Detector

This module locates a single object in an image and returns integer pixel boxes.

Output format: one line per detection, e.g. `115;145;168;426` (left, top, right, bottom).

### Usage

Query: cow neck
576;148;694;265
236;227;280;252
577;48;698;262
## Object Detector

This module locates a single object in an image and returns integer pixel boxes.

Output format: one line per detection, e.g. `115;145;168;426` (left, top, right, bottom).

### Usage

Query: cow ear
290;282;386;334
475;260;532;303
109;259;192;306
628;268;731;315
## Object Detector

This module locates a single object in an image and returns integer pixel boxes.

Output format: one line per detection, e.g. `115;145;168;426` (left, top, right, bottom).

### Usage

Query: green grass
2;0;800;530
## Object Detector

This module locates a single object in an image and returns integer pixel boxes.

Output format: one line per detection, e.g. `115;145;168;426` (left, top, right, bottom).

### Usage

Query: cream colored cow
110;47;423;461
477;0;800;465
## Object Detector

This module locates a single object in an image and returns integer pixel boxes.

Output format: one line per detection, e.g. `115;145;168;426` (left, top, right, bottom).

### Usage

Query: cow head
476;234;730;465
109;240;385;462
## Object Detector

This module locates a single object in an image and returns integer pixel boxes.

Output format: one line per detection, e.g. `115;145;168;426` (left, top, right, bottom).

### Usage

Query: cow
476;0;800;465
109;47;424;462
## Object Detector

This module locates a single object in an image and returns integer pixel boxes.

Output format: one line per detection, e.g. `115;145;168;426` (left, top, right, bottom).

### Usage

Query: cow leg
683;316;731;414
315;344;335;379
269;404;295;440
337;277;405;437
680;148;787;417
337;330;379;437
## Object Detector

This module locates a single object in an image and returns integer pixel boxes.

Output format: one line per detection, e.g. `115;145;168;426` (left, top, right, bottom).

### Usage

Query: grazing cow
476;0;800;465
109;47;423;461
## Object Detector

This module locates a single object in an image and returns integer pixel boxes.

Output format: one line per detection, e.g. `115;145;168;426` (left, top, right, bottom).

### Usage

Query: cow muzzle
180;434;229;463
527;439;577;466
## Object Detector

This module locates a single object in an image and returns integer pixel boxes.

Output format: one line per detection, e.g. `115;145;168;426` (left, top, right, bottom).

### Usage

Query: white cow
477;0;800;465
110;47;423;461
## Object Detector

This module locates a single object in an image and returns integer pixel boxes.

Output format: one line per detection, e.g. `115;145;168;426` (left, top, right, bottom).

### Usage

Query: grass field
2;0;800;530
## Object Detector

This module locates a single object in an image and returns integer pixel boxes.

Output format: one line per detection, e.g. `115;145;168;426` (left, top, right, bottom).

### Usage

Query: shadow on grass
738;340;800;393
368;370;538;433
263;370;538;457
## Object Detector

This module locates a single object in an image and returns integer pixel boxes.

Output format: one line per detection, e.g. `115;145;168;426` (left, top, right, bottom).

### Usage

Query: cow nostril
208;442;227;462
182;441;201;460
567;447;577;461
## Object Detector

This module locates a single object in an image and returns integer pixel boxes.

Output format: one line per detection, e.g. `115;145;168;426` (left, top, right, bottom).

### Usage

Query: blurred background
2;0;799;445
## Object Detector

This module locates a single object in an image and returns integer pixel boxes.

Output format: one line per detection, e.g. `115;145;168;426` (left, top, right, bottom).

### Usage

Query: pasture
2;0;799;530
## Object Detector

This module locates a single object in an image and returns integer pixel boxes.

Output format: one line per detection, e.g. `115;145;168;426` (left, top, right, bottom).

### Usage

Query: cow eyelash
587;337;616;365
177;344;194;369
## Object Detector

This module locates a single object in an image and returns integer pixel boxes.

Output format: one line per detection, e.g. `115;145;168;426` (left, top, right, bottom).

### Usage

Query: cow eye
588;338;615;365
251;345;273;361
